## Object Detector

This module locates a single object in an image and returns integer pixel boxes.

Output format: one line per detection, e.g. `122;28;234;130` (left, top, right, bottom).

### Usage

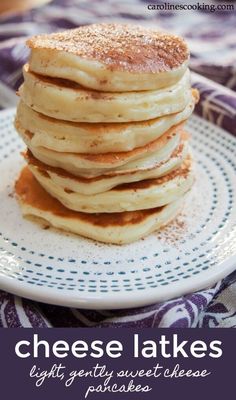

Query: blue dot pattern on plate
0;110;236;307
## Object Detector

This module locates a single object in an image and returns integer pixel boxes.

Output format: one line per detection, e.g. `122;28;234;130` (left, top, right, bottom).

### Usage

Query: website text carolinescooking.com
147;2;234;12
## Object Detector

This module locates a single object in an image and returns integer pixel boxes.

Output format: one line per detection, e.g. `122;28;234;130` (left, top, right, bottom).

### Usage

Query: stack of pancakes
15;23;198;244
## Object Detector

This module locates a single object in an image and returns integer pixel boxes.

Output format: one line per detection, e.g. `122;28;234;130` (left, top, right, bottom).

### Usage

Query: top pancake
27;23;189;92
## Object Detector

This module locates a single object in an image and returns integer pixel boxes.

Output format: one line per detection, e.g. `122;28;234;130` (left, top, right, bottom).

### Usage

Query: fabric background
0;0;236;328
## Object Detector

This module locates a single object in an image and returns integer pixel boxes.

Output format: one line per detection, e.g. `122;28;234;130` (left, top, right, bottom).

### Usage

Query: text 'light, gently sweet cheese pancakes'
14;23;199;244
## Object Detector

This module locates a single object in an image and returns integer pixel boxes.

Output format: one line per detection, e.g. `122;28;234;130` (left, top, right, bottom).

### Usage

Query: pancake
15;166;185;244
28;157;194;213
27;23;189;92
25;139;189;195
19;65;192;122
16;92;198;154
16;121;182;177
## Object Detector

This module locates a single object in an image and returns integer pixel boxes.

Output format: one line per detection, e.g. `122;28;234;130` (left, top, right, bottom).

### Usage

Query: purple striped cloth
0;0;236;328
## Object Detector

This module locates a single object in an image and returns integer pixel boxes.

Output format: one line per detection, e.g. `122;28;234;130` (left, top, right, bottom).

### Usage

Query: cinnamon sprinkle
27;23;189;73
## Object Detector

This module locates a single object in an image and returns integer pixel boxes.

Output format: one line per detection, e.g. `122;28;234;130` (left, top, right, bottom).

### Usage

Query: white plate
0;109;236;309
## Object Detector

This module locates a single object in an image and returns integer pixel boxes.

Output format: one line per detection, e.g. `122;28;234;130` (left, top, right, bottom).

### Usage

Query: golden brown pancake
19;65;192;122
15;120;183;176
15;167;185;244
15;94;197;154
27;156;194;213
27;23;189;92
24;137;189;195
